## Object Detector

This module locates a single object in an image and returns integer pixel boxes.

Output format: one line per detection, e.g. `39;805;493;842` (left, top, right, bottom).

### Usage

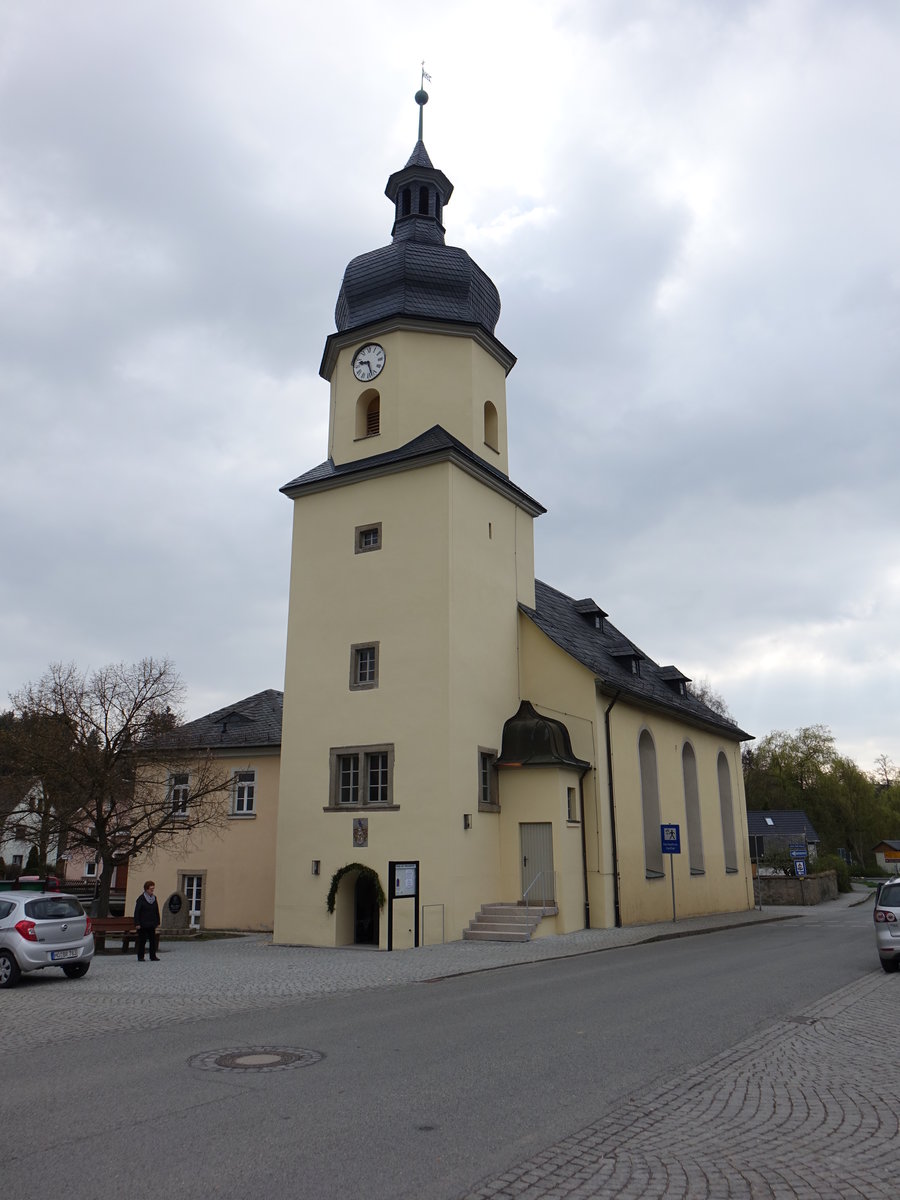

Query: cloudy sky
2;0;898;771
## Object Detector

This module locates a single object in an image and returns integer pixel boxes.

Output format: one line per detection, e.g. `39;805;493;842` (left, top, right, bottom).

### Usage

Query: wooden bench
90;916;138;953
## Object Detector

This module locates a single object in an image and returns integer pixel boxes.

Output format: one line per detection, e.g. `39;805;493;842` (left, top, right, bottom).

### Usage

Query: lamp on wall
311;860;321;876
463;814;472;831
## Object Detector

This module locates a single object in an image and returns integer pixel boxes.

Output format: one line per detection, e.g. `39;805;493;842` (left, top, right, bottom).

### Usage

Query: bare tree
872;754;897;790
686;676;735;722
9;659;232;914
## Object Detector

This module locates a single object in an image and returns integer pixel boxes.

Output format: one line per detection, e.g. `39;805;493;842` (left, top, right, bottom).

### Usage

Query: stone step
468;920;536;933
462;928;532;942
474;910;536;925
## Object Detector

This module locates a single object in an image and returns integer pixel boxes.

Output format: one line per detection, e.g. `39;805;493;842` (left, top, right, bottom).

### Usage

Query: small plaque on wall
353;818;368;848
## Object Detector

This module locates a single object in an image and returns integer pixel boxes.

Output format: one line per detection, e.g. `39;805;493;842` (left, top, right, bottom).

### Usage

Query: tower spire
415;62;431;142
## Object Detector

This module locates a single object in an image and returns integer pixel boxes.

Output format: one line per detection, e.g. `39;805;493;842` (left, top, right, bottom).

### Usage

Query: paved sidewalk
0;889;871;1056
462;969;898;1199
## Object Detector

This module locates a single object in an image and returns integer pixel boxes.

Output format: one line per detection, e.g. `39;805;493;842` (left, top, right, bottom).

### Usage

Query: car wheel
880;957;900;974
62;962;90;980
0;949;22;989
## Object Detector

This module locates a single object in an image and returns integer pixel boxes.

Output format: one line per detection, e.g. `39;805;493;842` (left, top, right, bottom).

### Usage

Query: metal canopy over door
520;822;555;904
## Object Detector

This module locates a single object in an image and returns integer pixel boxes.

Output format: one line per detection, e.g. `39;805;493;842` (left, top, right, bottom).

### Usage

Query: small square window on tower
349;642;379;690
355;522;382;554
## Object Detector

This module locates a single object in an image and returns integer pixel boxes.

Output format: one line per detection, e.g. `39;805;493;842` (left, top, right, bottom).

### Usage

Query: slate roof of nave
523;579;752;741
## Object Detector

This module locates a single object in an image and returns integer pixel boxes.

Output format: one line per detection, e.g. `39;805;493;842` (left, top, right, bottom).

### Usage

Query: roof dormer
574;598;608;632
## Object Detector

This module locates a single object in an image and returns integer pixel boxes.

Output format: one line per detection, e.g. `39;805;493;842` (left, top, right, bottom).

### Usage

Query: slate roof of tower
334;139;502;336
281;424;546;515
150;689;283;750
522;580;751;739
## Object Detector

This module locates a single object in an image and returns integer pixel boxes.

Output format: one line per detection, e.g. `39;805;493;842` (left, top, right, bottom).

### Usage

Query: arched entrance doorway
354;872;380;945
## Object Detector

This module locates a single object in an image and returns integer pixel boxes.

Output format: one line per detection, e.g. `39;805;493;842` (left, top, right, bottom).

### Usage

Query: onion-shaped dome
495;701;590;770
334;139;501;336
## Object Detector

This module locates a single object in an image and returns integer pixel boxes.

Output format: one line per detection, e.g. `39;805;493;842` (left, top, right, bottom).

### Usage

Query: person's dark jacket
134;893;161;929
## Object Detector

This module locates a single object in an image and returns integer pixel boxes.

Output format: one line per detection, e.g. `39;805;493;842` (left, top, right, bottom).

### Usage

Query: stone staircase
462;902;558;943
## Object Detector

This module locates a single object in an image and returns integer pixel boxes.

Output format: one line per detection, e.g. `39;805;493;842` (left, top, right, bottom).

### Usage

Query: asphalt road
2;901;880;1199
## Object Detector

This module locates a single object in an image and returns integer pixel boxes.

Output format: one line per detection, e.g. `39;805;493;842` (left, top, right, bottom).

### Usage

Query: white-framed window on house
232;769;256;816
355;522;382;554
85;860;98;878
12;854;23;867
349;642;379;690
478;748;499;811
328;744;395;809
170;772;190;818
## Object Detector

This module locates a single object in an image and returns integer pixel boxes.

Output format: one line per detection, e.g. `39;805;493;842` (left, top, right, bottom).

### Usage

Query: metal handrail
522;870;546;912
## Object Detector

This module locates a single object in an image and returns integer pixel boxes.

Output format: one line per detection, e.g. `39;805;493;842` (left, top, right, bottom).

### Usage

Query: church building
271;93;755;948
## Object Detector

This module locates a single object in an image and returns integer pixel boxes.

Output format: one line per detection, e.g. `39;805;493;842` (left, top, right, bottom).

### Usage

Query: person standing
134;880;161;962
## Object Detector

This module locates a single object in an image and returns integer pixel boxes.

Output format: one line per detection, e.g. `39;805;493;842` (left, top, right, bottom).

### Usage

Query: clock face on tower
352;343;386;382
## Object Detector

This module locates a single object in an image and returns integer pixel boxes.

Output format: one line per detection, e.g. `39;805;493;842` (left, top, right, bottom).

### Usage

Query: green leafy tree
744;725;884;868
9;659;232;915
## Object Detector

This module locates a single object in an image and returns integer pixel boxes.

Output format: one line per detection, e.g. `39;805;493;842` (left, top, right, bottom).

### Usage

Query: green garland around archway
326;862;386;915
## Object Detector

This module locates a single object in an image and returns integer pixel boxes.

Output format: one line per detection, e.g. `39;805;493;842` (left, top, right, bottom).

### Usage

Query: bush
814;854;851;892
760;847;794;876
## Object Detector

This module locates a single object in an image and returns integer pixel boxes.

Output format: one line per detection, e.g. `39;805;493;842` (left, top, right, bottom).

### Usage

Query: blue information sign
795;859;807;878
661;824;681;854
789;843;808;859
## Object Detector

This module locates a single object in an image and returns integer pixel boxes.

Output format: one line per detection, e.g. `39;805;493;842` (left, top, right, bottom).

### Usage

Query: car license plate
51;949;78;961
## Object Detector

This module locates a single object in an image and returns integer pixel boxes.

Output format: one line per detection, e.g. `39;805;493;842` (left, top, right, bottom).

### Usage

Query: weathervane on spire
415;61;431;142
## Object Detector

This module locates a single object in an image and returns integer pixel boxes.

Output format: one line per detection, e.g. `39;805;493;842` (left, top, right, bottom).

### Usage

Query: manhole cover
189;1046;323;1073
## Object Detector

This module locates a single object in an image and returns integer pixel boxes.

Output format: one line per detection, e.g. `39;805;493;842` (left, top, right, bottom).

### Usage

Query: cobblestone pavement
462;969;899;1200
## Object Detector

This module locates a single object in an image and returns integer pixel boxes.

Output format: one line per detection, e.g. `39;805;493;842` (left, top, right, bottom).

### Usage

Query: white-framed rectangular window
85;860;98;878
349;642;379;690
329;744;395;809
170;772;190;818
567;786;578;822
355;522;382;554
232;770;256;816
477;748;499;811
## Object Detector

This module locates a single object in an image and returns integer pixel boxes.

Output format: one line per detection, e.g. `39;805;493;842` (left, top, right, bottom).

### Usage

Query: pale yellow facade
273;311;754;947
138;133;754;945
326;324;512;477
127;748;279;931
516;615;754;931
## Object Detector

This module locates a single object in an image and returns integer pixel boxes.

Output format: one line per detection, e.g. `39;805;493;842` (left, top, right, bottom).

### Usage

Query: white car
0;888;94;988
874;878;900;973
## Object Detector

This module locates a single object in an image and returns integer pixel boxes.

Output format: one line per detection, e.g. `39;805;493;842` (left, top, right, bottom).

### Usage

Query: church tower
274;90;544;947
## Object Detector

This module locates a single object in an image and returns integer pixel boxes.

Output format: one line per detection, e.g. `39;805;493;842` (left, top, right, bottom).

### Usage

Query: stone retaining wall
756;869;838;906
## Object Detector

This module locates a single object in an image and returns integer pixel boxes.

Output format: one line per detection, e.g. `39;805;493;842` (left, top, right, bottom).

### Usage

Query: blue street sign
789;843;808;859
795;859;807;878
661;824;681;854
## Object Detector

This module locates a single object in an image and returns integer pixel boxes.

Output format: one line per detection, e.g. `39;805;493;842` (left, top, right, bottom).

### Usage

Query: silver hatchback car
0;889;94;988
874;878;900;973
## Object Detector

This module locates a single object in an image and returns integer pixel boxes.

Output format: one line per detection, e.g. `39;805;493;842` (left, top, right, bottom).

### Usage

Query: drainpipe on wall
604;691;622;928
